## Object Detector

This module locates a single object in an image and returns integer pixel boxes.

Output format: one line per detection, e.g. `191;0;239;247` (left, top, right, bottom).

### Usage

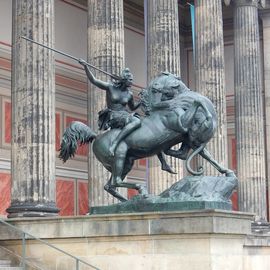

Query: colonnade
9;0;269;221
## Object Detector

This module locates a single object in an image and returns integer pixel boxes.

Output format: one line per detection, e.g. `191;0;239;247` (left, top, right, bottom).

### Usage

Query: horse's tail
59;121;97;162
185;143;206;176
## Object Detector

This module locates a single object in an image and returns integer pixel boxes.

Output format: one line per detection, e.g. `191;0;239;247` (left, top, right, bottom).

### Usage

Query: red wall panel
56;179;75;216
231;138;238;210
4;101;11;144
78;181;89;215
139;158;146;167
0;173;11;215
128;188;139;199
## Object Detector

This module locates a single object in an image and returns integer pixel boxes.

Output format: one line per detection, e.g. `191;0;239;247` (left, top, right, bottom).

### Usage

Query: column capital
224;0;265;8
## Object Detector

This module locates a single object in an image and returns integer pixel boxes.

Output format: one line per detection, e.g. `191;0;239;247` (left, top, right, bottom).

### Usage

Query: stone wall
0;210;266;270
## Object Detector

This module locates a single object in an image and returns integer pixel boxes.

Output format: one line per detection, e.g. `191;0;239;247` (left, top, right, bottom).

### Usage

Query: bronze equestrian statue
59;69;234;202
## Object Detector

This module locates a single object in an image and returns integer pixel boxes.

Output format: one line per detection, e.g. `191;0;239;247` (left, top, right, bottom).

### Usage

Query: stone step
0;260;23;269
0;266;23;270
0;260;11;266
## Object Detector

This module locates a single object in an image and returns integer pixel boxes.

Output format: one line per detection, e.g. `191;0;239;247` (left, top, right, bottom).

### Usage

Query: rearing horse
59;73;234;202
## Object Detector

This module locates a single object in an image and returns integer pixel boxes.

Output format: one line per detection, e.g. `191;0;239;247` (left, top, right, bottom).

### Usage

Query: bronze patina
59;66;235;202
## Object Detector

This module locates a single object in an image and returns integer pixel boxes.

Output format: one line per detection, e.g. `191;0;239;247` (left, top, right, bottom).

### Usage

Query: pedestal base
91;175;237;214
90;199;232;214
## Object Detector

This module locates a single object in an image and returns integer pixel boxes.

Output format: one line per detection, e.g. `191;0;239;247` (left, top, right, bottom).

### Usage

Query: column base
6;202;59;218
251;220;270;234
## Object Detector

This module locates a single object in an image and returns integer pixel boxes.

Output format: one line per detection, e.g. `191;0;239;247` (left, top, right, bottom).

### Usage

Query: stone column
146;0;182;195
87;0;125;206
233;0;267;220
7;0;58;217
261;9;270;220
194;0;228;176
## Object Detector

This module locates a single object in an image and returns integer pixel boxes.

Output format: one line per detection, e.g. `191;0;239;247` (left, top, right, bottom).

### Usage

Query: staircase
0;218;100;270
0;260;22;270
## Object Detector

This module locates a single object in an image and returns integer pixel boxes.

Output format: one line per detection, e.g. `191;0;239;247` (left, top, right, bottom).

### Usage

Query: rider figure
78;59;141;156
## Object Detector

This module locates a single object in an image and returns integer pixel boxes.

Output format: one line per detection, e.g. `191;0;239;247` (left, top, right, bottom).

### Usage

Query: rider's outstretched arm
78;59;110;91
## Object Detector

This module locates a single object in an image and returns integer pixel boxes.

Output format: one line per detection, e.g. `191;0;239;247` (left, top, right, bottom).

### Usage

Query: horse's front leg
158;144;191;174
164;143;190;160
157;152;176;174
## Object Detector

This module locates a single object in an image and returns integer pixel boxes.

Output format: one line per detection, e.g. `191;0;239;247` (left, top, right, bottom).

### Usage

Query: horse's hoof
138;185;148;195
162;165;176;174
225;170;236;178
118;197;128;202
104;184;114;191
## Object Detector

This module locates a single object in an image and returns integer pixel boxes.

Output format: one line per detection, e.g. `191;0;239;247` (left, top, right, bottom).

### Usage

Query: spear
20;36;122;80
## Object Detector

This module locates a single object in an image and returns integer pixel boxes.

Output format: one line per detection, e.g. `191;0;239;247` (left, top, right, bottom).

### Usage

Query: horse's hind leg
157;152;176;174
104;176;128;202
113;180;147;194
164;143;190;160
111;142;128;186
111;143;147;195
109;116;141;156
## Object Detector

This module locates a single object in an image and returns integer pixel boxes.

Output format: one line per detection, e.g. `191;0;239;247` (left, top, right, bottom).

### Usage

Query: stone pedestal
87;0;125;207
7;0;59;217
146;0;182;195
0;211;257;270
194;0;228;175
90;175;238;214
233;0;267;220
